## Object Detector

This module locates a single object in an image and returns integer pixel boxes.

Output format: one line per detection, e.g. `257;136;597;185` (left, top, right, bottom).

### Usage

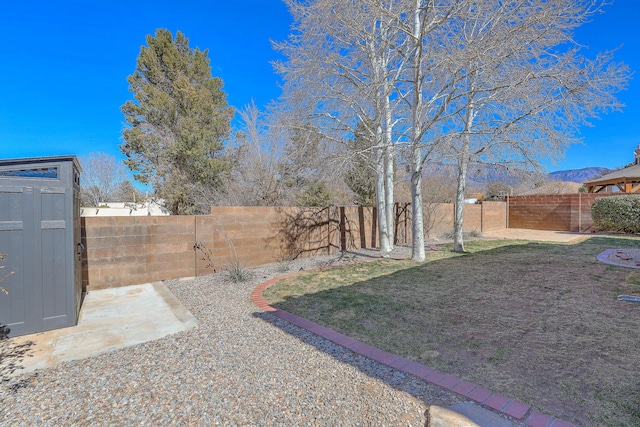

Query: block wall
425;203;455;238
81;202;505;291
507;193;618;232
82;206;387;291
82;216;196;291
422;202;507;238
482;201;509;231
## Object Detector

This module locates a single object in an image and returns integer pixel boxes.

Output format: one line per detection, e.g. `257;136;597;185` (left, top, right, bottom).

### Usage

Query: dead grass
263;236;640;427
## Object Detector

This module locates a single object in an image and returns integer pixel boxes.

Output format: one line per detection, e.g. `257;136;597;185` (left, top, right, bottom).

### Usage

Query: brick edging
251;264;578;427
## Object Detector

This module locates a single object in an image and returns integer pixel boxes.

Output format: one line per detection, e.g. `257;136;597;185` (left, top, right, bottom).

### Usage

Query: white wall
81;201;169;217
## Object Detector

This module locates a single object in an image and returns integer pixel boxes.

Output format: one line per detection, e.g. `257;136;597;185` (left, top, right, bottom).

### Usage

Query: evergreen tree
295;181;333;207
120;29;233;214
344;120;376;207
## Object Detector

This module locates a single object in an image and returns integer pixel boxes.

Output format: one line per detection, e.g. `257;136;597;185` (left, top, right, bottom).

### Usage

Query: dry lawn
264;237;640;427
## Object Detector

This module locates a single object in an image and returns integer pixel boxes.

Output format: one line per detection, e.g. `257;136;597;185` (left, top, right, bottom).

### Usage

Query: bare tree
210;102;343;208
393;0;468;260
442;0;630;251
484;181;512;201
420;166;458;237
114;180;146;204
80;152;130;206
275;0;409;253
221;101;286;206
276;0;628;258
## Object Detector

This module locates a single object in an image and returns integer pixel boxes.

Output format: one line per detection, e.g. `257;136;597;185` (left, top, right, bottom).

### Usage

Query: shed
0;156;83;337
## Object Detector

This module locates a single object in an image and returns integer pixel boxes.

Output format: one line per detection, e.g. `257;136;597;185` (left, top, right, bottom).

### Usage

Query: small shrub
467;229;482;239
440;230;482;240
592;195;640;233
276;254;297;273
214;225;252;283
225;260;252;283
193;241;215;271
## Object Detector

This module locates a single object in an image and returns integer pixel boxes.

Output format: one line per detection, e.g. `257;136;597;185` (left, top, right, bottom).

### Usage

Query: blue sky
0;0;638;172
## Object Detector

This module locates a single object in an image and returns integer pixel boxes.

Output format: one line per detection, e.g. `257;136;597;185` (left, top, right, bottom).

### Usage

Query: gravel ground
0;246;472;426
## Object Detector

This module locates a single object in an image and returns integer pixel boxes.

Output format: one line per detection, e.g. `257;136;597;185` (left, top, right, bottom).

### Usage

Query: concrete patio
5;281;196;376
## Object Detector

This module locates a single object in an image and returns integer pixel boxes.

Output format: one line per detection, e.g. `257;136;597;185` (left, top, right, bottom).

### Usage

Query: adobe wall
82;206;397;291
82;216;196;291
507;193;618;232
423;201;507;238
204;206;345;270
482;201;509;231
81;202;506;291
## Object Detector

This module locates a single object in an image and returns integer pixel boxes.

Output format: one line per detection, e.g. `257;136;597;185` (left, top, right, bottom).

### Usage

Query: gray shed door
0;185;75;336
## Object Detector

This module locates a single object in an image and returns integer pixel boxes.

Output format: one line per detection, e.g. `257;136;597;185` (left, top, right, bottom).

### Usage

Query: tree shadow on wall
274;205;410;261
274;207;343;261
394;202;411;245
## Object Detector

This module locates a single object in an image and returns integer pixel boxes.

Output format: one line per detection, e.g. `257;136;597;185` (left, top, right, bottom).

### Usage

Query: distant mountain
548;167;612;183
421;163;612;187
422;162;527;186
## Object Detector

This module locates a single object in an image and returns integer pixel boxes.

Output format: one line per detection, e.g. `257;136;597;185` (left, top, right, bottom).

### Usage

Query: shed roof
0;155;81;172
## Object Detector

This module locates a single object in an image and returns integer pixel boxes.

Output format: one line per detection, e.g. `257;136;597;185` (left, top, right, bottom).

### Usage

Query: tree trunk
410;145;425;261
409;0;425;261
380;76;395;250
384;145;394;249
375;138;391;254
454;75;476;252
453;140;469;252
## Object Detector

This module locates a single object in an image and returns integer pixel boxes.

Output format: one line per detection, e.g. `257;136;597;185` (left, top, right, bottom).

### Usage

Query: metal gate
0;156;82;337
